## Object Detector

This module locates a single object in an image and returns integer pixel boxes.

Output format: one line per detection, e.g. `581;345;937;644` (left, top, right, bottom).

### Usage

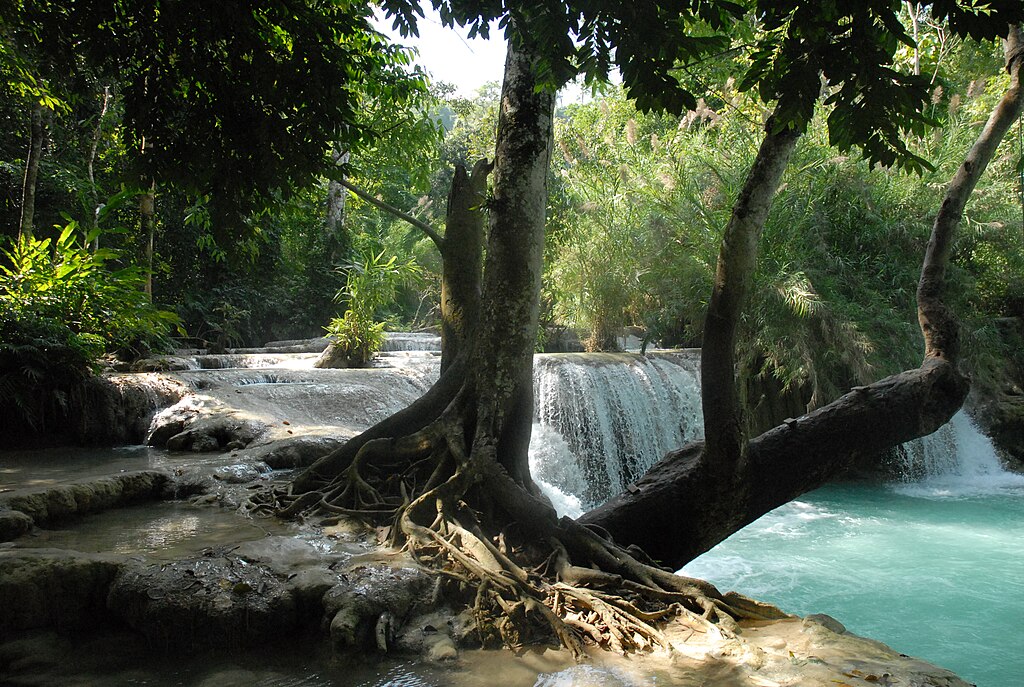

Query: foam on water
893;411;1024;498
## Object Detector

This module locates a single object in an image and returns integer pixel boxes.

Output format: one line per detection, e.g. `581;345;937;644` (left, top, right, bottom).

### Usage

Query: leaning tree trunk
581;25;1024;570
700;112;801;474
18;102;45;241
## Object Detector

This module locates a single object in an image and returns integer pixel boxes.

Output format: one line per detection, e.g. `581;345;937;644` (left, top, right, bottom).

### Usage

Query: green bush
0;223;181;434
324;250;419;366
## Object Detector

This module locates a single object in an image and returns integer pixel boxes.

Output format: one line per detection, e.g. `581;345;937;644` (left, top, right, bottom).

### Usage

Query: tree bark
324;145;350;265
87;86;112;246
140;179;156;301
467;36;554;487
700;114;801;472
581;25;1024;569
19;102;45;241
918;25;1023;362
440;159;490;372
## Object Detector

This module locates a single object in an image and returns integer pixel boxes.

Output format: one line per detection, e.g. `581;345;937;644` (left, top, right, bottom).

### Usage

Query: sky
371;8;508;98
370;7;598;103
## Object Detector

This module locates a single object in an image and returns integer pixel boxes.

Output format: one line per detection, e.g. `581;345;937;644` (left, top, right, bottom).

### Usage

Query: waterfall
381;332;442;352
529;351;704;512
893;410;1024;497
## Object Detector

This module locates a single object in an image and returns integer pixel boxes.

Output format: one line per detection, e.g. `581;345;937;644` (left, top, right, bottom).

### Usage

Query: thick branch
580;358;968;569
918;25;1024;361
700;113;801;470
338;178;444;250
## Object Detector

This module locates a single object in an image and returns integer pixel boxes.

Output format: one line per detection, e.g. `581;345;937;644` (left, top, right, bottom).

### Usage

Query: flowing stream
4;341;1023;686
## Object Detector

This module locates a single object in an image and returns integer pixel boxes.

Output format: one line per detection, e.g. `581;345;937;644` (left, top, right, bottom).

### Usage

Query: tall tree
267;0;1022;656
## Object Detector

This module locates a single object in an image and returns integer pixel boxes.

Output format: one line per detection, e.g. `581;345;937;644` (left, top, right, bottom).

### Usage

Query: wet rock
0;471;170;528
130;356;197;372
163;472;214;500
313;342;359;369
425;634;458;662
0;550;122;634
165;418;265;453
107;553;299;651
245;436;346;470
147;400;200;447
212;464;266;484
324;563;432;653
0;509;33;542
803;614;847;635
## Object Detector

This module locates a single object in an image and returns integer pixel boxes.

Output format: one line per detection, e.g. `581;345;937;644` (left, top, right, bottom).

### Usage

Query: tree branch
338;178;445;250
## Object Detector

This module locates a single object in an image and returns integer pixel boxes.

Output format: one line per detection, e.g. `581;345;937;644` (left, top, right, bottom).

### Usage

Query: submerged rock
0;510;33;542
324;563;433;653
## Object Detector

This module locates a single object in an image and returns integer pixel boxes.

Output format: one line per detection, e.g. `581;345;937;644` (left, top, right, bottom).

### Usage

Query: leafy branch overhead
382;0;1021;172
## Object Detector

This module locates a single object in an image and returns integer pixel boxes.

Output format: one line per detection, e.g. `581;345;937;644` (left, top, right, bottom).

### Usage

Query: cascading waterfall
527;350;1023;517
529;351;704;513
893;410;1024;497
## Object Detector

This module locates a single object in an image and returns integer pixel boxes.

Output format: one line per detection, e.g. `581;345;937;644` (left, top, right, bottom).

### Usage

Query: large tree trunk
87;86;112;247
467;40;554;486
140;179;156;301
18;102;45;241
271;32;780;658
581;25;1024;569
324;144;350;265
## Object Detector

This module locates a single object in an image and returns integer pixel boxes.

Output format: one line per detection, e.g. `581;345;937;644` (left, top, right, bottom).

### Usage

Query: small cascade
893;410;1024;497
381;332;442;352
529;351;704;509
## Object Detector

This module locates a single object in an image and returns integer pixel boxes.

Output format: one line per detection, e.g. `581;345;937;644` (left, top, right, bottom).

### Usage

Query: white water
529;351;703;511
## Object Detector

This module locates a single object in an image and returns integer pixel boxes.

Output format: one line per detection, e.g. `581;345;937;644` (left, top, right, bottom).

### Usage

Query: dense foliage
1;1;1021;430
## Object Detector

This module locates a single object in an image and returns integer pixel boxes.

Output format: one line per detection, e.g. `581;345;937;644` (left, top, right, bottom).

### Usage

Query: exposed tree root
254;393;788;660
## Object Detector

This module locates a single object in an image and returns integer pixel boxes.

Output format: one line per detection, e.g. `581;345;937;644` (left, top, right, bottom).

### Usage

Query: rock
426;634;458;661
130;356;197;372
212;464;264;484
0;550;123;634
803;613;847;635
313;342;359;369
107;553;299;651
0;509;34;542
244;436;346;470
165;417;266;453
323;563;432;653
0;471;170;527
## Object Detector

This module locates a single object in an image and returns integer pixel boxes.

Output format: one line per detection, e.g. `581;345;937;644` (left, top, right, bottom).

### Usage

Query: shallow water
682;480;1024;687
